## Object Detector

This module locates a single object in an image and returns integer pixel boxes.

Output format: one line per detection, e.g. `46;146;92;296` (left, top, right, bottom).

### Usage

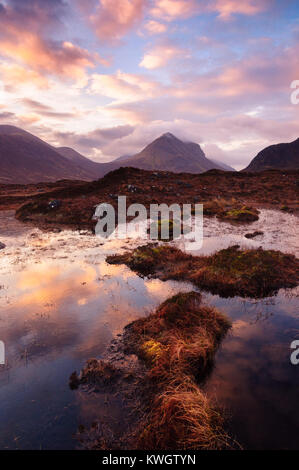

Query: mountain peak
122;132;227;173
0;125;234;184
161;132;177;140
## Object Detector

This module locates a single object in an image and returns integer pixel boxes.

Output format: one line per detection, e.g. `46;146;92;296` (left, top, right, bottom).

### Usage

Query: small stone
245;231;264;239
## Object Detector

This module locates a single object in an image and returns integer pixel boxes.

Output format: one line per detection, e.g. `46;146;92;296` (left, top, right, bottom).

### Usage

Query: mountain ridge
243;138;299;172
0;126;235;184
0;125;96;184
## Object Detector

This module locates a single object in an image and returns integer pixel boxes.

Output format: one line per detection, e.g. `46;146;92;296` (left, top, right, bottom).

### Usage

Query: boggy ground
0;167;296;231
107;244;299;298
72;292;234;450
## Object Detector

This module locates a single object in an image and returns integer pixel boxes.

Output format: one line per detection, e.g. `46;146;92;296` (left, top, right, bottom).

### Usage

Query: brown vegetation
76;292;233;450
107;243;299;298
218;206;259;222
123;292;232;449
201;198;259;221
0;167;296;231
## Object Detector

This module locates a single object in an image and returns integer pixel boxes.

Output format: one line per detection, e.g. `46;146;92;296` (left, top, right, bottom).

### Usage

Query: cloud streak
139;42;187;69
208;0;271;19
90;0;147;41
150;0;198;20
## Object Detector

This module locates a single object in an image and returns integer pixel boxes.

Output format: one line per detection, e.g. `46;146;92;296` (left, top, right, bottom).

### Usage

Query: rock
48;200;61;210
245;231;264;239
0;242;5;250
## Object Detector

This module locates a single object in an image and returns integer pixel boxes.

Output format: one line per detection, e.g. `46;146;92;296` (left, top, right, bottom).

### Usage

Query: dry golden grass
202;197;237;216
139;383;230;450
123;292;233;449
79;359;119;386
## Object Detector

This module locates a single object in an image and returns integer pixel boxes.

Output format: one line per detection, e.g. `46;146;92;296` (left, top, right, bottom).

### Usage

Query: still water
203;289;299;449
0;210;298;449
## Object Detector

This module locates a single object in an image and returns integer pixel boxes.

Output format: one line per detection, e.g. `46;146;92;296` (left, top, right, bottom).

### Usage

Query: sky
0;0;298;169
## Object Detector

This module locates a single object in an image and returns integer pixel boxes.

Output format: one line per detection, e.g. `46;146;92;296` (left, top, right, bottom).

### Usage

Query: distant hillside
56;146;110;177
112;154;132;162
57;146;92;165
0;126;102;184
0;126;236;184
119;133;226;173
244;138;299;172
210;159;236;172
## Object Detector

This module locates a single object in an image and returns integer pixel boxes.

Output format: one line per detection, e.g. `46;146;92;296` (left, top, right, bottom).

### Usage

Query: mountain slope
210;159;236;171
57;146;92;166
0;126;100;184
56;146;111;177
0;127;234;185
120;133;224;173
244;138;299;172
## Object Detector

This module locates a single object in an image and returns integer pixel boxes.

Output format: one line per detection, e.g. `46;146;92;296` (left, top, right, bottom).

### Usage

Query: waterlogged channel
0;209;298;449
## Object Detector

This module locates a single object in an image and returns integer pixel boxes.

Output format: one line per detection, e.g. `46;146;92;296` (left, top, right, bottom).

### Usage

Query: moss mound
201;199;260;223
218;206;259;222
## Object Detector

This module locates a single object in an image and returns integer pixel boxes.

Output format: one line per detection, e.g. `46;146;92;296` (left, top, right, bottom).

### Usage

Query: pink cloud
171;42;299;102
144;20;167;34
0;2;106;84
0;28;95;81
90;70;162;101
89;39;299;129
151;0;198;21
0;63;50;91
151;0;271;22
91;0;147;41
208;0;271;19
139;42;187;69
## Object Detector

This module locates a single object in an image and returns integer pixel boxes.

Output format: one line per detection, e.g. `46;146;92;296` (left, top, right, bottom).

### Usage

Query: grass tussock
147;219;183;241
200;198;260;222
139;383;228;450
79;359;119;386
218;206;259;222
107;244;299;298
201;197;236;216
123;292;232;449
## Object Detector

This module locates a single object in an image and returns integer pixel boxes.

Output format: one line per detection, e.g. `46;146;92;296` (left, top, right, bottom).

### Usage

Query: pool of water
0;212;194;449
0;209;298;449
202;289;299;449
175;208;299;255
